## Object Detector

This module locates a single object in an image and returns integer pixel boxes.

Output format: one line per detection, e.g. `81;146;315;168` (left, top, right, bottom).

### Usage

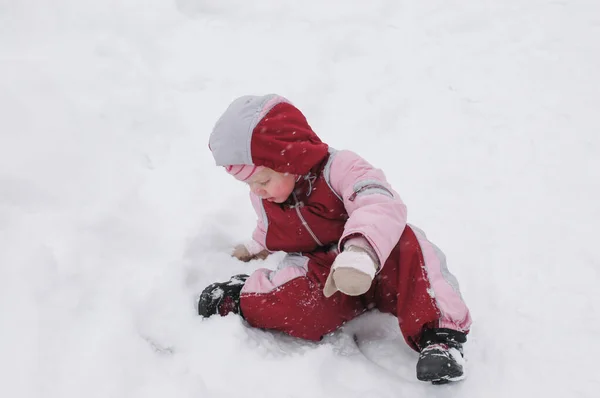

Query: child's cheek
271;183;285;197
271;181;292;199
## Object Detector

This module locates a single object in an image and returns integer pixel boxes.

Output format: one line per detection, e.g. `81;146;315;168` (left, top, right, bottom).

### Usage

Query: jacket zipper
348;184;394;202
292;192;323;246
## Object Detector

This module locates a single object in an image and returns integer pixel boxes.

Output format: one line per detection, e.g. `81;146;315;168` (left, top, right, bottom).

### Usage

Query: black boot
416;328;467;384
197;274;249;318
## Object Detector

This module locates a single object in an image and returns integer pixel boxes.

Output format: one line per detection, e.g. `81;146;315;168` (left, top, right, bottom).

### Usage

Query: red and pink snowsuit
209;94;472;351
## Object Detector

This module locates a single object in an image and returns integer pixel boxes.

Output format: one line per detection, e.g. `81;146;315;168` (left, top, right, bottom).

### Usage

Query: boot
197;274;249;318
416;328;467;384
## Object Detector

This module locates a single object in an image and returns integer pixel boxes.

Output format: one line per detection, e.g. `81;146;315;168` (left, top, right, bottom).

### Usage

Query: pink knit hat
225;164;264;181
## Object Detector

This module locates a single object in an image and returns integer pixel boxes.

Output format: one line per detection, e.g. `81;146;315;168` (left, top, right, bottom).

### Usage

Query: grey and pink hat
224;164;265;182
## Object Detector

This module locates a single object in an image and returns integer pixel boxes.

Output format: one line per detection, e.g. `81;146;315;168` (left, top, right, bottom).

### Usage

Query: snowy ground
1;0;599;397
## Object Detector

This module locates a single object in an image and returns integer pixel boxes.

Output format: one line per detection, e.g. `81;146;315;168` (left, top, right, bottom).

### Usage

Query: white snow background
1;0;599;397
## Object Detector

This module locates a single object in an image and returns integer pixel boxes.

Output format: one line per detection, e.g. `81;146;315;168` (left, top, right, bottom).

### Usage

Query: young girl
198;94;472;384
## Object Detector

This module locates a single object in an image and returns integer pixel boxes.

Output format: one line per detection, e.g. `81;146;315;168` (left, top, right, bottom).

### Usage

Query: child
198;94;472;384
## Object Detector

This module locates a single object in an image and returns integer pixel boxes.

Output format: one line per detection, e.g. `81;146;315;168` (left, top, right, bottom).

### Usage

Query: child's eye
260;180;270;186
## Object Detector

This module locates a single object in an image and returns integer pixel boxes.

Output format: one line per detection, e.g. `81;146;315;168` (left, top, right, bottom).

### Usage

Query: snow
1;0;599;397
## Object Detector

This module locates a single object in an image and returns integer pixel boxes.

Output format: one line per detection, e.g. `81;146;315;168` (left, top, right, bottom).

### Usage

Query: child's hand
323;246;377;297
232;244;253;262
232;244;270;262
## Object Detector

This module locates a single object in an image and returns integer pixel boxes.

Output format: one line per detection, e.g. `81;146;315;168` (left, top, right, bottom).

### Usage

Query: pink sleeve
248;192;268;254
329;150;407;267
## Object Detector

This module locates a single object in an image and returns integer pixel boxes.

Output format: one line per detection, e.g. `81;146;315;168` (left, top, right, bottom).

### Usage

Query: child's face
247;168;296;203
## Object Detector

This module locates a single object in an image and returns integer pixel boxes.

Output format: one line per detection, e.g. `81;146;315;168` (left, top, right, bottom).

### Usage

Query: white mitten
323;246;378;297
231;242;269;262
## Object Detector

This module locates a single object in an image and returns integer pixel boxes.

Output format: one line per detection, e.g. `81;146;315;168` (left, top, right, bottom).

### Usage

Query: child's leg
240;252;366;341
372;224;472;383
409;224;472;339
375;224;472;350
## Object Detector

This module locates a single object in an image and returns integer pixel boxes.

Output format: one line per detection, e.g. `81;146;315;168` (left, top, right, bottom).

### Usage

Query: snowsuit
209;94;471;351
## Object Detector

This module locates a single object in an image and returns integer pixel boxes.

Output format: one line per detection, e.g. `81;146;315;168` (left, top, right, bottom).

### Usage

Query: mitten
232;242;269;262
323;246;378;297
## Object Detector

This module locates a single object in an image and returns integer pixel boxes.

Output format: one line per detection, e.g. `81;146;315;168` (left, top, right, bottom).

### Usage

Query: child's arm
232;192;270;262
249;192;268;250
329;150;407;268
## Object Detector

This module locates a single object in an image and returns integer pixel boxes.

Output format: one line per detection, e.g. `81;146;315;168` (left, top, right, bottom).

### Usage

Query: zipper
292;192;323;246
348;184;394;202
